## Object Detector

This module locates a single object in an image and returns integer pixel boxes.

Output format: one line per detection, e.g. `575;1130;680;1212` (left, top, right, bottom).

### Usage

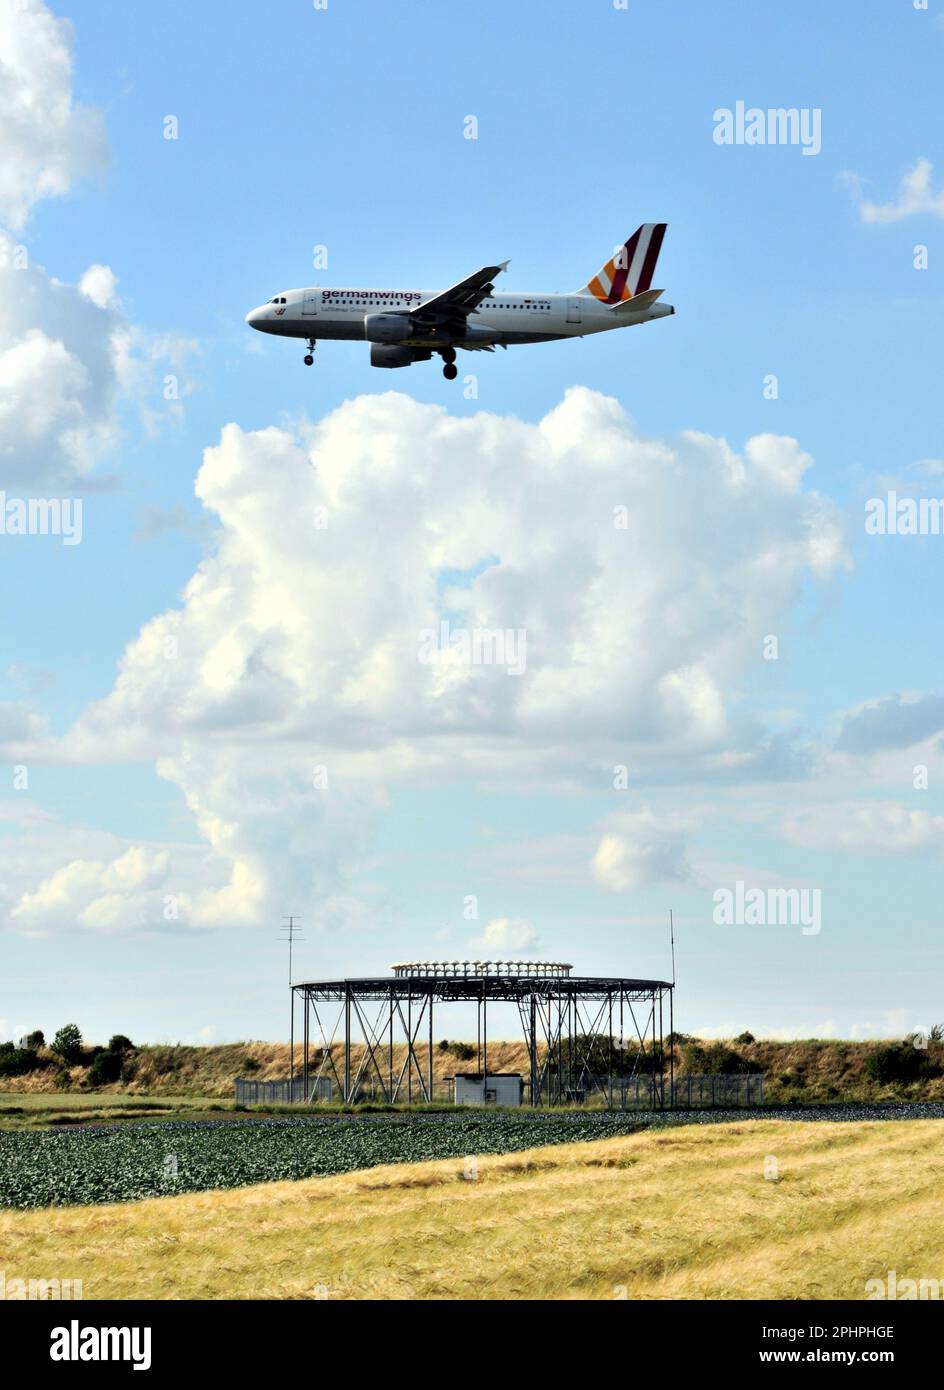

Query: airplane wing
412;261;509;325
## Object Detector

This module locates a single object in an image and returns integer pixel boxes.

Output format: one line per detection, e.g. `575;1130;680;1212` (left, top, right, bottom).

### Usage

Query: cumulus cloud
0;0;107;231
782;801;944;854
841;157;944;224
7;389;846;931
0;234;198;488
0;822;217;936
472;917;538;954
592;807;698;891
0;235;121;488
0;3;191;490
78;263;118;310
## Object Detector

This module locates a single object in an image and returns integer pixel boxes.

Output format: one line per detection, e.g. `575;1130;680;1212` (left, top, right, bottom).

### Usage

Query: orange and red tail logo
585;223;667;303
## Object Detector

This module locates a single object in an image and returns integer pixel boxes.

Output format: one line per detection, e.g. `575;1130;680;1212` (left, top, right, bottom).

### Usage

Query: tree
52;1024;83;1064
107;1034;134;1055
26;1029;45;1049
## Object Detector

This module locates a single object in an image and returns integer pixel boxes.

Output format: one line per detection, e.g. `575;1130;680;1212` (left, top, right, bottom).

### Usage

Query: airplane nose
245;307;261;328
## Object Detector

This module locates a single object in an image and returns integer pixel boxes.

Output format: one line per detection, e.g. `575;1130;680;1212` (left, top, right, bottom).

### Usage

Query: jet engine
364;312;413;344
370;344;431;368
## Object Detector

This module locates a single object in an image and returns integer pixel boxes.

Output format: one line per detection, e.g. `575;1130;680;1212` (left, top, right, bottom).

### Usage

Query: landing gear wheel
303;339;316;366
443;362;458;381
441;346;457;365
303;354;314;366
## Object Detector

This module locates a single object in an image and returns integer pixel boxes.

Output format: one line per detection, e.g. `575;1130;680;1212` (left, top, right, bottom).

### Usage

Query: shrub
865;1043;933;1085
119;1054;138;1084
108;1035;135;1055
734;1031;755;1045
242;1057;261;1073
681;1042;762;1076
54;1067;72;1089
26;1030;45;1049
86;1051;123;1086
0;1048;39;1077
52;1025;83;1064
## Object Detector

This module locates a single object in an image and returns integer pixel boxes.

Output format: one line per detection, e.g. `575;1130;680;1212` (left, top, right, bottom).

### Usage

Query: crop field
4;1117;944;1299
0;1112;653;1209
3;1103;944;1212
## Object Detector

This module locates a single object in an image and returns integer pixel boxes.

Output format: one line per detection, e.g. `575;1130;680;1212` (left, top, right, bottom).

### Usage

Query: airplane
245;224;673;380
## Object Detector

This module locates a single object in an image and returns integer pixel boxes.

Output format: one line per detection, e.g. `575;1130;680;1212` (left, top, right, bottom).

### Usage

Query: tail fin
583;224;667;303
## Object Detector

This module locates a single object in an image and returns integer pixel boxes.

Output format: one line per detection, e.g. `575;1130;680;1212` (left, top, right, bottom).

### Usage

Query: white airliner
245;224;673;379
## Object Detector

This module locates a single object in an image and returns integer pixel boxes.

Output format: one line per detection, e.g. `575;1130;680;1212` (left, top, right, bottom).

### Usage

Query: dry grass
6;1036;943;1105
4;1118;944;1300
0;1040;532;1097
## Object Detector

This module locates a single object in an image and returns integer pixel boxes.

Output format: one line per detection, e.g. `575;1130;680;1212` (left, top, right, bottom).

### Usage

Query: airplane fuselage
246;286;673;349
245;226;673;375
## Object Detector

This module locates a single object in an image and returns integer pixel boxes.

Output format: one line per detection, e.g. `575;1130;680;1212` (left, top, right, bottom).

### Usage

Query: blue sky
2;0;943;1046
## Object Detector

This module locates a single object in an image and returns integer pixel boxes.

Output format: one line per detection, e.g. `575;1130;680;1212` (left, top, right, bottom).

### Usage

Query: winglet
497;260;510;273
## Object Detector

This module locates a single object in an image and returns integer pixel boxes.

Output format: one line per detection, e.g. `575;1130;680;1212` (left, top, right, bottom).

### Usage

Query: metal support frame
291;969;673;1110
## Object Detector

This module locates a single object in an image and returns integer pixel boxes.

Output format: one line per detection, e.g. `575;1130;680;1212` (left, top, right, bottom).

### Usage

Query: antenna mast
279;916;305;1090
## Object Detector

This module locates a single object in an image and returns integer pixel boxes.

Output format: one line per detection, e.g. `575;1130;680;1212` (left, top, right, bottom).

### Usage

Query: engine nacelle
364;312;413;345
370;344;427;368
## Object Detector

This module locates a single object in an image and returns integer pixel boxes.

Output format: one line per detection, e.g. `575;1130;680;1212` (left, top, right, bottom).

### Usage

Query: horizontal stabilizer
610;287;665;312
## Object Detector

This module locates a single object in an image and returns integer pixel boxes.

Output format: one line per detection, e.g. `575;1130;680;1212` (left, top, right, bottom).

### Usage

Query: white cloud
782;801;944;853
0;0;107;231
0;2;190;489
593;807;698;891
78;263;118;310
471;917;538;954
6;388;846;931
842;157;944;224
0;824;218;935
0;234;198;488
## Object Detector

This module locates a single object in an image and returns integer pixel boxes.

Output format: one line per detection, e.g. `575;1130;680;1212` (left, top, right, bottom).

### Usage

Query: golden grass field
4;1117;944;1300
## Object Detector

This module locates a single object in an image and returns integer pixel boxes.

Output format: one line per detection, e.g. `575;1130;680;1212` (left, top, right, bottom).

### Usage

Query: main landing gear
440;346;458;380
303;339;316;366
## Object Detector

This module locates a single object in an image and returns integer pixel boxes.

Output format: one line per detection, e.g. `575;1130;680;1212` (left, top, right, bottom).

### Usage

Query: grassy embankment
3;1036;942;1110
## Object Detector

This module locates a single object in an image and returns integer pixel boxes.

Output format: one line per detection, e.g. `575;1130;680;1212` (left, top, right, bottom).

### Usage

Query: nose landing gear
303;339;316;366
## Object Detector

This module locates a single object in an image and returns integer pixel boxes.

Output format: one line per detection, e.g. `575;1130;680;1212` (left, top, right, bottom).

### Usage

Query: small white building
453;1073;523;1107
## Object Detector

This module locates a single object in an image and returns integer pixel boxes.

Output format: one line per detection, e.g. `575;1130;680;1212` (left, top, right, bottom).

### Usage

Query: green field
0;1112;648;1208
